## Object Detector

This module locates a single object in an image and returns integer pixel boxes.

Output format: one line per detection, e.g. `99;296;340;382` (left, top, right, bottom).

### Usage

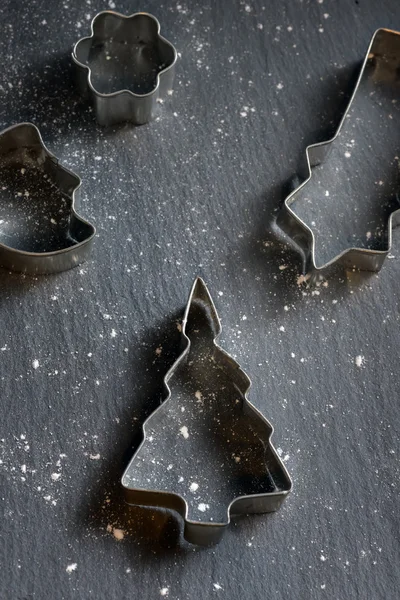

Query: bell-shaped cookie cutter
277;28;400;276
122;278;292;546
72;11;177;126
0;123;95;274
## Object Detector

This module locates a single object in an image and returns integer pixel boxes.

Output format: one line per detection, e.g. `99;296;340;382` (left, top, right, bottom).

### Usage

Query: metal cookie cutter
72;11;177;126
0;123;95;274
277;28;400;276
122;277;291;546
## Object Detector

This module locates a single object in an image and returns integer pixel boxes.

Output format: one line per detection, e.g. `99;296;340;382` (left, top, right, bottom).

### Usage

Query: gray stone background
0;1;399;599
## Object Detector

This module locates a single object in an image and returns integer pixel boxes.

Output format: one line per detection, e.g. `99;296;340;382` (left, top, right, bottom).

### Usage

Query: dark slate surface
1;0;399;598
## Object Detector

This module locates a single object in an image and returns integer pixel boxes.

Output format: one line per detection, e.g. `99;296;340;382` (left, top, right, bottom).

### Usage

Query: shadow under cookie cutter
72;11;177;126
276;28;400;276
122;277;292;546
0;123;95;274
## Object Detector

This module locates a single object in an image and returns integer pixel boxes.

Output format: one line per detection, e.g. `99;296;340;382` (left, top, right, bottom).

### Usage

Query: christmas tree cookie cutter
276;28;400;276
122;278;292;546
72;11;177;126
0;123;95;274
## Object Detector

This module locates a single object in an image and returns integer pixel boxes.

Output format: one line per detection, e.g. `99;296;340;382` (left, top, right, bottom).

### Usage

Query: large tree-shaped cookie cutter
122;278;292;546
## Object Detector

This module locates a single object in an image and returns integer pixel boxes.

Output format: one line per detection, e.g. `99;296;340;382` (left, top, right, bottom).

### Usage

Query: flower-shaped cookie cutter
0;123;95;274
72;11;177;126
122;278;292;546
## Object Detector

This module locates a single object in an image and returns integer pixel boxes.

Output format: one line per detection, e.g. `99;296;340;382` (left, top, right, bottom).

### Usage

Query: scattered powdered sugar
112;528;124;541
32;359;40;370
198;503;209;512
66;563;77;573
297;273;311;286
355;355;365;368
179;426;189;439
189;482;199;492
107;524;125;540
239;105;255;118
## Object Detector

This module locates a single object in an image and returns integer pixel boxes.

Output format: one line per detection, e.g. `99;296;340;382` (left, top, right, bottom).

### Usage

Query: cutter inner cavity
289;40;400;268
77;14;175;96
124;293;279;524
